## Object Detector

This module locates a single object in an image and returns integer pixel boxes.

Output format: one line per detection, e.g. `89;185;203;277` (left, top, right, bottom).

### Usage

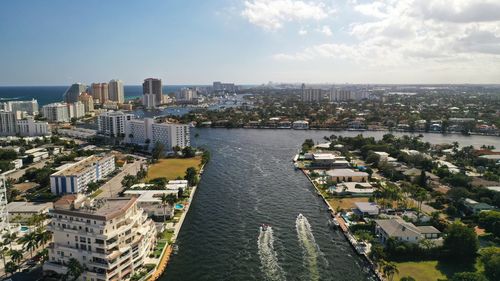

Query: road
4;159;51;182
95;159;146;199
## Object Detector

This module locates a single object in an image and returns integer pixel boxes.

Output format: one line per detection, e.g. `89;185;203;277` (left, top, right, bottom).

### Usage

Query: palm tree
0;245;9;270
160;194;177;221
35;227;52;247
9;249;23;269
18;232;38;258
383;262;399;281
2;232;17;251
5;261;18;276
66;258;83;281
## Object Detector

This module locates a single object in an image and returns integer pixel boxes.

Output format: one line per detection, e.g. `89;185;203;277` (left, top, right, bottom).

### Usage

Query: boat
261;224;270;231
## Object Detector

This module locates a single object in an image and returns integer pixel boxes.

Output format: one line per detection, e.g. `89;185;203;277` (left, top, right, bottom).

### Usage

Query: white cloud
318;25;332;36
298;28;308;35
241;0;334;30
274;0;500;73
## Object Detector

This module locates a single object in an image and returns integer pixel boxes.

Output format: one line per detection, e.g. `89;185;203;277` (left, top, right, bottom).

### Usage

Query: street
95;159;146;198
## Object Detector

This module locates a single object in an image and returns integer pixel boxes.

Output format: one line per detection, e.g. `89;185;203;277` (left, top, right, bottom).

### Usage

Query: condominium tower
63;83;87;104
142;78;162;105
44;196;157;281
108;80;124;104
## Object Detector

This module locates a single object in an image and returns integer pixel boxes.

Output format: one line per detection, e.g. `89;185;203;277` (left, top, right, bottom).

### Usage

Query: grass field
394;260;478;281
328;197;370;210
146;156;202;181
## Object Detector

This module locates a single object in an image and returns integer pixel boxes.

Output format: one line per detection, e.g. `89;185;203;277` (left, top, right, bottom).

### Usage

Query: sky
1;0;500;85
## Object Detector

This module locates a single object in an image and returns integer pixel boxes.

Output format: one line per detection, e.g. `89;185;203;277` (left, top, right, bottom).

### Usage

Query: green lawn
146;156;202;180
395;260;478;281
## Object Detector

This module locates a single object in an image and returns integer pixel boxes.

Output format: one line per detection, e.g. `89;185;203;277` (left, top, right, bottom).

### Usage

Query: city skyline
1;0;500;85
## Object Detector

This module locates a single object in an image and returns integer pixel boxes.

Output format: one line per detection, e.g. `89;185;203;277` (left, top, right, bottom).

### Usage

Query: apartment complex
108;80;124;104
43;103;70;122
0;174;8;234
124;118;190;151
97;111;135;137
301;84;325;103
212;81;237;92
50;155;116;195
79;93;95;113
44;196;157;281
1;99;39;115
0;110;49;137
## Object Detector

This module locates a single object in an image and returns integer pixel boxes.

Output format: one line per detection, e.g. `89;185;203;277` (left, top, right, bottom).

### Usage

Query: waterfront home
375;218;441;244
353;202;380;217
124;190;177;221
435;160;460;174
292;120;309;130
325;169;369;183
374;151;397;162
329;182;375;196
463;198;495;214
312;153;350;168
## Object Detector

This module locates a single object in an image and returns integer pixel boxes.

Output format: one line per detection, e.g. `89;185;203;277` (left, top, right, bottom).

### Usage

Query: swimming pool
20;226;29;232
175;204;184;210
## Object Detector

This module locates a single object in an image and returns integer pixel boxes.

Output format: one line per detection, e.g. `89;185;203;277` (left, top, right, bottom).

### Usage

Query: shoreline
145;163;206;281
299;166;384;281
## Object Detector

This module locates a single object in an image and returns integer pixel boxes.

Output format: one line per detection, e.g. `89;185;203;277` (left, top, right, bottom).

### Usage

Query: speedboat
261;224;270;231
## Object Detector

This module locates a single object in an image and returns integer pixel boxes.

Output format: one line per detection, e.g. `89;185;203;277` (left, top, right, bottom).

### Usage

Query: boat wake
296;213;327;281
258;225;286;281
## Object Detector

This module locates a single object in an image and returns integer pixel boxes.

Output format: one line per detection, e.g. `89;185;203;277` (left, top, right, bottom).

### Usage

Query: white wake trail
258;226;286;281
296;214;326;281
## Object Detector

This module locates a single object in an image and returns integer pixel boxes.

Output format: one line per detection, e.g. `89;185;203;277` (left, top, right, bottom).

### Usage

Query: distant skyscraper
2;99;39;115
63;83;87;103
301;85;324;103
109;79;124;103
143;78;162;105
78;93;94;112
91;83;109;104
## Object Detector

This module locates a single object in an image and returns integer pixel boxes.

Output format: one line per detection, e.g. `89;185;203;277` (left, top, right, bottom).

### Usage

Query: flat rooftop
124;190;177;203
7;201;53;213
51;154;113;177
53;197;136;221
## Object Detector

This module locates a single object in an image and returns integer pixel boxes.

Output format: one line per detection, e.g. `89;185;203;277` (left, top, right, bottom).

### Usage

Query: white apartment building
124;118;190;151
44;196;157;281
50;155;116;195
97;111;135;137
43;103;70;123
301;88;325;103
0;110;49;137
108;80;124;104
2;99;39;115
68;101;85;119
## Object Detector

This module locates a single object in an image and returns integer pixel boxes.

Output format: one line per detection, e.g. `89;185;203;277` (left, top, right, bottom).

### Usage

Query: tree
181;146;196;158
151;142;165;163
0;245;8;271
178;187;184;198
383;262;399;281
443;221;479;262
9;249;23;268
354;230;373;243
66;258;83;281
5;261;18;276
480;247;500;281
2;232;17;251
18;232;38;258
160;193;177;221
451;272;487;281
185;167;198;187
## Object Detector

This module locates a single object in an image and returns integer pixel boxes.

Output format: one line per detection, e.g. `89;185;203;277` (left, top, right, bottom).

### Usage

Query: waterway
162;129;500;281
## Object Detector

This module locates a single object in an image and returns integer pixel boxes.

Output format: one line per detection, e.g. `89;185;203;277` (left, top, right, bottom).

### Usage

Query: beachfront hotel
44;195;157;281
50;154;116;195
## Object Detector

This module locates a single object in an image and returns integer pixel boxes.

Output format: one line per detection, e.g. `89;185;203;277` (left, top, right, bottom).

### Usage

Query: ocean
0;85;206;106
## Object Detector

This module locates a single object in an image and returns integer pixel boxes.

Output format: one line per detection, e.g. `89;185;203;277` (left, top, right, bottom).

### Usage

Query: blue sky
1;0;500;85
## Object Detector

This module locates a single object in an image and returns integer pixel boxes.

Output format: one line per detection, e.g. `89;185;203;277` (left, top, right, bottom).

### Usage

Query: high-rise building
97;111;135;137
68;101;85;119
2;99;39;115
329;89;352;101
124;118;190;151
178;88;198;101
44;196;157;281
63;83;87;104
142;78;162;105
0;110;49;136
301;87;325;103
91;83;109;104
212;81;237;93
42;103;70;123
78;93;94;113
50;154;115;195
108;79;124;104
142;94;156;109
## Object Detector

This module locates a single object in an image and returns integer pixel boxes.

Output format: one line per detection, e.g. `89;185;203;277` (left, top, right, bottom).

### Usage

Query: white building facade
97;111;135;137
44;196;157;281
43;103;70;123
124;118;190;151
50;155;116;195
